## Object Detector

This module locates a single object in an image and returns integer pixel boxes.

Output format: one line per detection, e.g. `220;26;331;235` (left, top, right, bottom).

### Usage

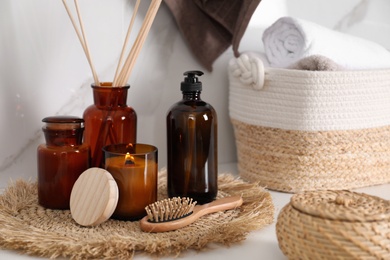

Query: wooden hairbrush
139;195;243;232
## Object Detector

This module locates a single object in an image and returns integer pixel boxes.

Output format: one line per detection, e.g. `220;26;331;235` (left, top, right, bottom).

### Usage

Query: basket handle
229;53;265;90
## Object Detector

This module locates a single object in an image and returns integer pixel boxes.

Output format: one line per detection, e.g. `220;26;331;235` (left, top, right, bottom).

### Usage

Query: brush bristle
145;197;197;223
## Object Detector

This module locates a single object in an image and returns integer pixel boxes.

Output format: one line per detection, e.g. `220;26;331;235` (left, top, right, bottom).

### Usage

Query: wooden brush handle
139;196;243;233
193;196;243;217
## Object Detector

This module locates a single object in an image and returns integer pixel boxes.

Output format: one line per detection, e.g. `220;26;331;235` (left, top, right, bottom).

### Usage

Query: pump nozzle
181;70;204;92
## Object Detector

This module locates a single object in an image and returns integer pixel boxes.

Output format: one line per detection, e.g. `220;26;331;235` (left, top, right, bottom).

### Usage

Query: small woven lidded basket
228;52;390;192
276;190;390;259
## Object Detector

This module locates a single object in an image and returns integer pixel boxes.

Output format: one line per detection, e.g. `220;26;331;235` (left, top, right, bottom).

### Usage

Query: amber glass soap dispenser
167;70;218;204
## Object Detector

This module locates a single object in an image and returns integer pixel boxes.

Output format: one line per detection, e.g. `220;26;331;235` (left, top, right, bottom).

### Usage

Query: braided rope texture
229;58;390;131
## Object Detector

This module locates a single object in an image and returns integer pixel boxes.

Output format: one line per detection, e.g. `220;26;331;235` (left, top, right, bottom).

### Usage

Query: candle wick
125;152;135;165
125;159;135;165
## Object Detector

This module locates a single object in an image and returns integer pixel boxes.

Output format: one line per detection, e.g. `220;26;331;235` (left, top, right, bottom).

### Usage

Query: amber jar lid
42;116;84;124
42;116;84;130
291;190;390;222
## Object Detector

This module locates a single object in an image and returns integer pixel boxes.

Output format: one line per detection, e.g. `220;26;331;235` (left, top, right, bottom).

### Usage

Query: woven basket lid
291;190;390;222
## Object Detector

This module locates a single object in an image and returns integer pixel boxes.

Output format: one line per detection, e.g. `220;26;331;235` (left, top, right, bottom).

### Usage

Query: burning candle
103;143;158;220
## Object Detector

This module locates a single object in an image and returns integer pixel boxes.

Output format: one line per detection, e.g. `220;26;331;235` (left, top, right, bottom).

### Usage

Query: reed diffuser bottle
83;82;137;167
167;71;218;204
62;0;161;169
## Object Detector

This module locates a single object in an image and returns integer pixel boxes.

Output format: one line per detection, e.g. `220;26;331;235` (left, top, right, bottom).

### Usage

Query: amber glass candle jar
37;116;90;209
103;143;158;220
83;82;137;167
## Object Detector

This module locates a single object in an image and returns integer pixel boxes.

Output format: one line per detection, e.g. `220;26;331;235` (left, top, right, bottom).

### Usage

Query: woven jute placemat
0;169;274;259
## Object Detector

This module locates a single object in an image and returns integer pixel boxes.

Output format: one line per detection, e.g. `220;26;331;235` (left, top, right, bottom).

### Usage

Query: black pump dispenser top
181;70;204;92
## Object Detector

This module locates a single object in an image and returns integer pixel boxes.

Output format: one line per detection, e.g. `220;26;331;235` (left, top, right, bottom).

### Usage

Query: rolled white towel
262;16;390;70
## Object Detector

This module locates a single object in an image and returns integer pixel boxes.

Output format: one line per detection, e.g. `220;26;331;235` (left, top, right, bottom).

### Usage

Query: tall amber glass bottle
37;116;90;209
167;71;218;204
83;82;137;167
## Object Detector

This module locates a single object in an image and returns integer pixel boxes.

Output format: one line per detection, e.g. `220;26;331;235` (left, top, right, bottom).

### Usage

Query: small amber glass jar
37;116;90;209
83;82;137;167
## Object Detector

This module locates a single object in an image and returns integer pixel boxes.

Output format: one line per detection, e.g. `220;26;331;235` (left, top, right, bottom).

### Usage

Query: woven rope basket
276;190;390;259
229;52;390;192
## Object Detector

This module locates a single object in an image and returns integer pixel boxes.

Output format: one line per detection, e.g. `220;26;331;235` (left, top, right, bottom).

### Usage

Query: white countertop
1;163;389;260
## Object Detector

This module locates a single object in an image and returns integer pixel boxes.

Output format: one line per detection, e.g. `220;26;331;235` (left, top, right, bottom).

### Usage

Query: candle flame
125;152;135;165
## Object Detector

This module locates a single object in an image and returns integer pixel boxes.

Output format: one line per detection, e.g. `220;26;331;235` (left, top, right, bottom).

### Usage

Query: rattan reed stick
115;0;157;86
62;0;162;87
62;0;100;86
112;0;141;87
115;0;162;87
